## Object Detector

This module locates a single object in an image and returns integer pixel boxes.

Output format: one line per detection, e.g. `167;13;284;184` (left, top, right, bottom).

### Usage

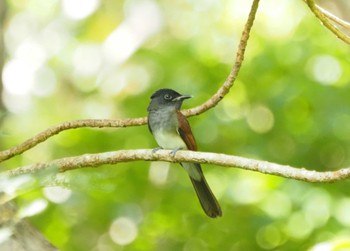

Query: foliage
1;0;350;250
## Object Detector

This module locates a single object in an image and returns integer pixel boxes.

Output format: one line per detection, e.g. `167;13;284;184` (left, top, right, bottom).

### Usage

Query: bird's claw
170;147;182;157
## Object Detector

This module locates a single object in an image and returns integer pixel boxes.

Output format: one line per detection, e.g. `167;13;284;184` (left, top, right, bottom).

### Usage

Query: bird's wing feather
176;111;197;151
147;117;153;134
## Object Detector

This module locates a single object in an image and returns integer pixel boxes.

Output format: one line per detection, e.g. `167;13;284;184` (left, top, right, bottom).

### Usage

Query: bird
147;88;222;218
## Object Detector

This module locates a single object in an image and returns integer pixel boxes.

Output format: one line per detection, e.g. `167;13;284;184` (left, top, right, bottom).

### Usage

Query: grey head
147;88;192;112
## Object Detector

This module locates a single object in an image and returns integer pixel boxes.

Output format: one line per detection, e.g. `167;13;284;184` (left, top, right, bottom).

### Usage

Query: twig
317;4;350;29
6;149;350;183
305;0;350;44
184;0;260;117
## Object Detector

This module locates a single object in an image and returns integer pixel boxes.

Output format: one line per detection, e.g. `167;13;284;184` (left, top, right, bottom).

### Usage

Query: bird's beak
172;95;192;101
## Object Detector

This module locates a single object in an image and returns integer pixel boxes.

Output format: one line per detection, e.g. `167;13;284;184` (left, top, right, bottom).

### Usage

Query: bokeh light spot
82;98;114;118
285;211;312;239
309;242;333;251
247;105;274;133
0;228;12;244
32;66;57;97
309;238;350;251
260;191;292;219
228;173;268;204
4;13;39;54
103;0;162;64
334;198;350;227
308;55;342;85
109;217;138;246
332;114;350;141
62;0;100;20
302;188;331;228
43;186;72;204
149;162;170;186
18;199;48;218
2;91;33;113
260;0;306;39
15;39;47;69
256;224;283;249
73;44;102;77
101;65;150;96
2;59;35;95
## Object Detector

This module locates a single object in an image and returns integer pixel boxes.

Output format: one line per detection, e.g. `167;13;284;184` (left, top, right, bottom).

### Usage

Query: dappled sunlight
258;0;307;40
102;0;162;65
2;0;350;250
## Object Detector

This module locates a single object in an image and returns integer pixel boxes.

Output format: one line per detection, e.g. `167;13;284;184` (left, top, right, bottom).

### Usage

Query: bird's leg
152;147;163;153
170;147;182;157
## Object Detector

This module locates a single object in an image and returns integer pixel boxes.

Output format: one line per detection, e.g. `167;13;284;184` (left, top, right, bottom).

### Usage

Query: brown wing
176;111;197;151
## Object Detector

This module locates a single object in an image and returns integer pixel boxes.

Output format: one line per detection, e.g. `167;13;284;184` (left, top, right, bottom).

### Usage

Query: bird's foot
170;147;182;157
152;147;163;153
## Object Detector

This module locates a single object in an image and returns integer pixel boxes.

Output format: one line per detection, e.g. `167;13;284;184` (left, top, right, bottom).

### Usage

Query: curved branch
305;0;350;44
6;149;350;183
184;0;260;117
0;118;146;162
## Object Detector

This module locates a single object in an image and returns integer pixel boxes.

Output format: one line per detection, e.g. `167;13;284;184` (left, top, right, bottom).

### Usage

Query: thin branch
305;0;350;44
0;118;146;162
6;149;350;183
317;4;350;29
184;0;260;117
0;0;261;163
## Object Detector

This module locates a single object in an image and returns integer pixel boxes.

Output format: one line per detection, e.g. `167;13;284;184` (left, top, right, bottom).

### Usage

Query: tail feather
189;164;222;218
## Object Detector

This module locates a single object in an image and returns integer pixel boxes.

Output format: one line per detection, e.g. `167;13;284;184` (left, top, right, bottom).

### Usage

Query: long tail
188;164;222;218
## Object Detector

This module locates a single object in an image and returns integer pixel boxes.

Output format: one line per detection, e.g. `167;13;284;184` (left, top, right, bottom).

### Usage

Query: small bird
147;88;222;218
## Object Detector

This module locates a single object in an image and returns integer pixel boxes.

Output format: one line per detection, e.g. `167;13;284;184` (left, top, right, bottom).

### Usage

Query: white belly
153;129;187;150
153;128;201;181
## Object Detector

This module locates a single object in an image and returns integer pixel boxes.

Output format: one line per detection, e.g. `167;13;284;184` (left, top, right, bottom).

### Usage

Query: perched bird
147;88;222;218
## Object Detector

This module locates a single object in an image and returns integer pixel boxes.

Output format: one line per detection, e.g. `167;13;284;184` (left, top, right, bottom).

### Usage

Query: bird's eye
164;94;172;100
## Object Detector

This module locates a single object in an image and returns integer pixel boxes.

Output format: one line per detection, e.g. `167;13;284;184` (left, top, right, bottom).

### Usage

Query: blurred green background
1;0;350;250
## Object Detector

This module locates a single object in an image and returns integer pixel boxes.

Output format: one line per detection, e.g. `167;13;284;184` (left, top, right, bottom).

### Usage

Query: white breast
153;129;187;150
